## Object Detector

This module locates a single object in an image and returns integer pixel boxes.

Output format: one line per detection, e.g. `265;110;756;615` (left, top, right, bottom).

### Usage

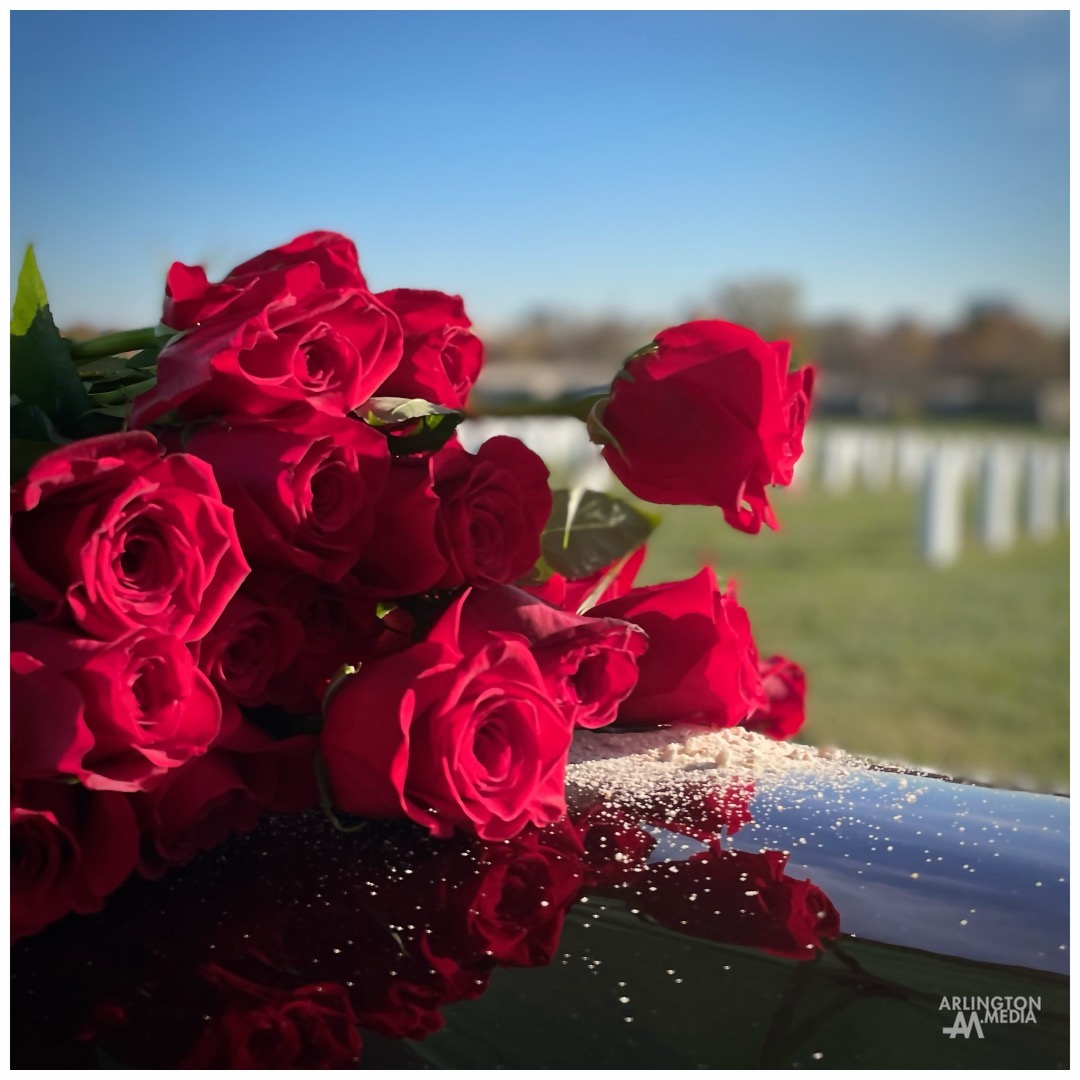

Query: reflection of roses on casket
629;846;841;961
182;967;363;1070
572;795;840;961
31;816;588;1067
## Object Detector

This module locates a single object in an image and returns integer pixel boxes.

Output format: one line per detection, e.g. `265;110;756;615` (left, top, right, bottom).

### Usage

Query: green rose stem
465;389;607;423
69;326;161;362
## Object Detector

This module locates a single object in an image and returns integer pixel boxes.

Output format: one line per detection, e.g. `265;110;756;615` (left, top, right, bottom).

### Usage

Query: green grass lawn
632;484;1069;792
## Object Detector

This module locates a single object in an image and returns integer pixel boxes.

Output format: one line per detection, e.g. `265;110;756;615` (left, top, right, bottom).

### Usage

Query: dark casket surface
12;746;1068;1069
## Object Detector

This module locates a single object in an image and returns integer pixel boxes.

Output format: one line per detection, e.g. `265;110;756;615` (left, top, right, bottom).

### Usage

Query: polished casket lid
12;728;1069;1069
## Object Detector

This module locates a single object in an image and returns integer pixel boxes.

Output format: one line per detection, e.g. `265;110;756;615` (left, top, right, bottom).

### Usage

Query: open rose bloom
10;231;813;948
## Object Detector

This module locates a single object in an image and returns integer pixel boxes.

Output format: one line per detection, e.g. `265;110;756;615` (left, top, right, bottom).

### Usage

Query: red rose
12;622;222;792
163;231;369;331
11;644;94;782
351;455;450;598
590;567;768;726
374;289;484;409
457;585;646;729
223;230;369;292
136;752;262;878
11;432;249;643
742;655;807;740
183;416;390;583
183;966;361;1070
130;238;402;428
320;593;574;841
236;570;382;715
590;320;814;533
432;436;552;587
193;591;305;709
11;781;139;941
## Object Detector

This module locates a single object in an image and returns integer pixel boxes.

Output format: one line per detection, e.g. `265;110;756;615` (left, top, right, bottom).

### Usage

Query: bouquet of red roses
10;231;814;941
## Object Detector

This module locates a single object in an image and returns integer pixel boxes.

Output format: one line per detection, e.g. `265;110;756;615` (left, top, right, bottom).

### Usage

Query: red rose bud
374;288;484;410
432;436;553;587
320;594;574;842
131;237;402;428
11;432;249;643
590;567;768;726
183;416;390;583
11;781;139;942
590;320;814;533
742;654;808;740
456;584;647;729
12;622;222;792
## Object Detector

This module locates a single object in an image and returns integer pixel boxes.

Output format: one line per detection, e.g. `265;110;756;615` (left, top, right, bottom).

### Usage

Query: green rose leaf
74;349;158;381
364;397;461;423
10;245;49;336
540;488;659;579
10;246;90;426
10;398;68;481
361;396;465;456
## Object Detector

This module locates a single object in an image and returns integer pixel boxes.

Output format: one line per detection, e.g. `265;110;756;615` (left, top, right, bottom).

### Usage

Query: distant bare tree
714;278;801;343
937;302;1067;379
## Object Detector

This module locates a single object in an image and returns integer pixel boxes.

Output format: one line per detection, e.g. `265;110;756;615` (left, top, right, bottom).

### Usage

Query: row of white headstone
801;427;1070;567
459;418;1070;569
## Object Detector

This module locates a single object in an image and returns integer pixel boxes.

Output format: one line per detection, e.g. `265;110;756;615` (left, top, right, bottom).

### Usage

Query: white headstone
976;443;1021;552
1022;444;1060;540
820;429;860;495
857;430;895;492
1060;445;1070;525
896;431;933;490
917;447;967;568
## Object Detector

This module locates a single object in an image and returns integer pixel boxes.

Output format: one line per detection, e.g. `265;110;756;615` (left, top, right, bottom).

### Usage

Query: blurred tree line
485;279;1067;382
482;280;1067;423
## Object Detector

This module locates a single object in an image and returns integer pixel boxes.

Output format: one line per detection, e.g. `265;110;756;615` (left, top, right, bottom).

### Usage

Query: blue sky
10;10;1069;333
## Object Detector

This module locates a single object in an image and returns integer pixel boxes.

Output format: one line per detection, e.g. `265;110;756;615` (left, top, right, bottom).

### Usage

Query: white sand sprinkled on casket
566;724;859;806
